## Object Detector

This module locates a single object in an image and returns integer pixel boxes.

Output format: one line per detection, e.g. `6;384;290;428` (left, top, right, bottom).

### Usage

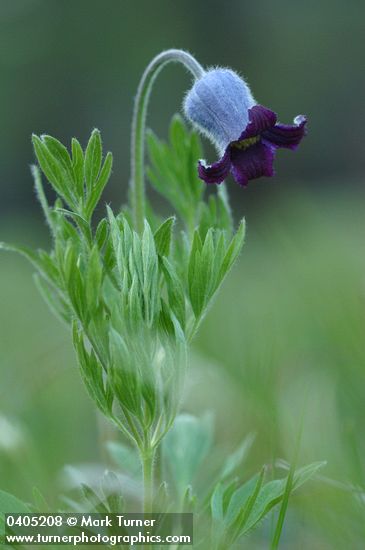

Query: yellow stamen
232;135;260;150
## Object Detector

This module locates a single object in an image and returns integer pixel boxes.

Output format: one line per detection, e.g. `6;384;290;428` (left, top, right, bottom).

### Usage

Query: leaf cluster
0;123;245;453
32;129;112;223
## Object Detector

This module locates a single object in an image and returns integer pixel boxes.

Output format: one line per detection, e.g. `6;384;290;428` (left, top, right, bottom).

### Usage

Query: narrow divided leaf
84;129;102;192
217;219;245;287
85;151;113;220
71;137;85;196
154;217;175;257
32;135;77;209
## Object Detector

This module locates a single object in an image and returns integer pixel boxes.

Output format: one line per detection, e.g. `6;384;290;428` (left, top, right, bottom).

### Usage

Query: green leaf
80;483;109;514
216;219;246;289
0;489;30;533
225;473;261;528
141;221;159;324
188;230;205;317
158;299;175;336
127;275;143;325
106;205;120;255
211;483;224;523
84;129;102;192
32;135;77;208
100;471;125;513
154;217;175;257
222;479;239;516
62;239;77;281
71;138;85;196
95;218;109;251
241;461;326;535
188;228;226;319
64;253;85;321
162;258;186;330
41;135;74;183
198;187;233;239
72;324;112;416
224;462;325;539
220;433;255;481
86;246;103;314
33;274;71;324
53;200;80;243
106;441;141;479
55;208;92;244
200;228;215;294
0;490;31;515
147;115;204;228
108;329;141;415
163;413;214;500
142;221;158;282
85;151;113;220
131;230;143;286
169;114;188;159
32;135;64;192
228;466;266;542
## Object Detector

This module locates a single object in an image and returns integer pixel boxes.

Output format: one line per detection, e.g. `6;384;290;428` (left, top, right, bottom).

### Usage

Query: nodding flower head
184;68;307;187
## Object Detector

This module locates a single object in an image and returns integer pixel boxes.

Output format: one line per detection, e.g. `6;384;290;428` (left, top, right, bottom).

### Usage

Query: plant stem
130;49;205;233
141;448;155;513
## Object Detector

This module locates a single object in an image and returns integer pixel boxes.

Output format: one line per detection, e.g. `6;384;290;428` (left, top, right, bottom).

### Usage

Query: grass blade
270;397;307;549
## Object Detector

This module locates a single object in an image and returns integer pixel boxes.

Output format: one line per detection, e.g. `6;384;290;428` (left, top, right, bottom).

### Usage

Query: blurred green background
1;1;364;548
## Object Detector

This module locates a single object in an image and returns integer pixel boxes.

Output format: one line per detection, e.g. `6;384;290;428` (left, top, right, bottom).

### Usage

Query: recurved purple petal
237;105;277;141
262;115;307;150
230;142;275;186
198;148;231;184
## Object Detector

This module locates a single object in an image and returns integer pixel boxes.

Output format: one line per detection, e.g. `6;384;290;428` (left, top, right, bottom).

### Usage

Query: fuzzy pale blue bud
184;68;256;150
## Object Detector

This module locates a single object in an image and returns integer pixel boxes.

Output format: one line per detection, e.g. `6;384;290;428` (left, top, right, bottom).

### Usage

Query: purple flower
184;69;307;186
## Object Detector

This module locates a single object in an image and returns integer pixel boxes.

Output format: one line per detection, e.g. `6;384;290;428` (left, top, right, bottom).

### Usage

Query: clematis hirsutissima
184;68;307;186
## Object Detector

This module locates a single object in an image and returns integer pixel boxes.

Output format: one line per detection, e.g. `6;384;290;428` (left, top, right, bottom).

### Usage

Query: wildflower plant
1;50;323;547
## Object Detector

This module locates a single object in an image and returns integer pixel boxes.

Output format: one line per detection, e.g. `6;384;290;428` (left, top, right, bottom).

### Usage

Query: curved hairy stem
130;49;205;233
